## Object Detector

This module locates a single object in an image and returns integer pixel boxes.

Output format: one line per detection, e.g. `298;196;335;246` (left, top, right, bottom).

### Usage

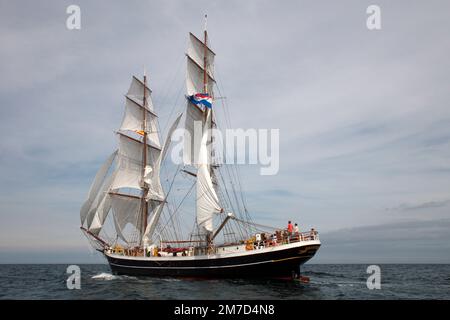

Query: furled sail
196;111;222;234
80;151;117;225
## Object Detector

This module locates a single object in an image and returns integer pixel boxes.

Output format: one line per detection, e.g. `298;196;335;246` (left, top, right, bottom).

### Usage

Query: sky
0;0;449;263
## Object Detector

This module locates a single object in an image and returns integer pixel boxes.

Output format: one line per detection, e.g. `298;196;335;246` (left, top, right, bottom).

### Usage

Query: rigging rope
231;216;281;232
158;180;196;236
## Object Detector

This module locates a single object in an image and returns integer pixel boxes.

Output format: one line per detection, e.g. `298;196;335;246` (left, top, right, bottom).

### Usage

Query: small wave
91;273;118;280
337;283;355;287
158;277;182;282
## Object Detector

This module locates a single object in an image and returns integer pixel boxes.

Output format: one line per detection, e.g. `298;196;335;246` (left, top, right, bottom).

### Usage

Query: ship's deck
105;231;320;261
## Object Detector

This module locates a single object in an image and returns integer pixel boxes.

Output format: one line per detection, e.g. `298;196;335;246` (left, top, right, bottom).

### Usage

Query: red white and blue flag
189;93;212;108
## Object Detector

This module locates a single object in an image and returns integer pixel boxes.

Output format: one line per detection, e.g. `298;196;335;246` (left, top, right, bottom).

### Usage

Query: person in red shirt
287;221;293;235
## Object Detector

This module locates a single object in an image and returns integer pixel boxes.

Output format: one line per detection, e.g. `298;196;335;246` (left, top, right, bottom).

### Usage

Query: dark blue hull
106;243;320;278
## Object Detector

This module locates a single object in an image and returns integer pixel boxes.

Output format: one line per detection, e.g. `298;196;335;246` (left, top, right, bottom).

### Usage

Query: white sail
196;111;221;233
184;32;216;165
183;100;204;166
146;113;183;201
127;76;153;110
160;113;183;166
88;192;112;235
186;57;215;97
142;202;164;244
119;98;160;148
111;194;142;243
187;32;215;79
85;171;115;229
111;133;161;192
142;113;183;242
81;74;175;246
80;151;116;225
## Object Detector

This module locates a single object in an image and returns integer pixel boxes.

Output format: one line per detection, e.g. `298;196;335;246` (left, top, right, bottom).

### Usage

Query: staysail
85;172;115;232
80;151;117;226
196;111;222;233
142;113;183;243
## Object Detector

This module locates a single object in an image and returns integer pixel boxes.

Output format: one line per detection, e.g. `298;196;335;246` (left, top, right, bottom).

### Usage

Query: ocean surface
0;264;449;300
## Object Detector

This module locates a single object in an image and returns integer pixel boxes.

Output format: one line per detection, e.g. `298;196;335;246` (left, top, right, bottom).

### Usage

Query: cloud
0;0;449;263
387;199;450;212
314;218;450;263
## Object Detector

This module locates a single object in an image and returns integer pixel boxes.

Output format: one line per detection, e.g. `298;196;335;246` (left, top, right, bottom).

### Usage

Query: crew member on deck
294;223;299;240
310;228;316;240
287;221;293;235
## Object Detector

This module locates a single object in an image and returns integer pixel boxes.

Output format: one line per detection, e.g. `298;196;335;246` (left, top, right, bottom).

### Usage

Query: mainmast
203;14;208;95
141;71;149;240
184;20;222;247
203;14;215;248
202;14;213;169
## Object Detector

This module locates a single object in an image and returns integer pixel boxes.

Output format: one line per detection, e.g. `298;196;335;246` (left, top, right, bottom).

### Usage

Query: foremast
141;72;149;242
80;73;174;248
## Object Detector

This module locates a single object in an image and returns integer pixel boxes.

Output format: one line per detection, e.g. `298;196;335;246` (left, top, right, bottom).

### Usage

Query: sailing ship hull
105;240;320;278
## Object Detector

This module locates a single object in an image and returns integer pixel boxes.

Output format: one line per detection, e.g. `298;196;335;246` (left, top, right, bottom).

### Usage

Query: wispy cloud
0;0;449;262
315;218;450;263
386;199;450;212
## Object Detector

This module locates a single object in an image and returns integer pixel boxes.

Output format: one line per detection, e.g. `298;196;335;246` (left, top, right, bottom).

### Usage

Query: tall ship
80;22;320;278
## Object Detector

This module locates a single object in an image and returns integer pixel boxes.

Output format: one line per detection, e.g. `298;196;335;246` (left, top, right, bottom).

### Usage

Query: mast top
202;14;208;94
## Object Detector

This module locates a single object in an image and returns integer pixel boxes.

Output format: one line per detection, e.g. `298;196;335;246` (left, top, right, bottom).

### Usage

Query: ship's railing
269;230;319;244
107;230;319;256
290;231;319;243
245;230;319;251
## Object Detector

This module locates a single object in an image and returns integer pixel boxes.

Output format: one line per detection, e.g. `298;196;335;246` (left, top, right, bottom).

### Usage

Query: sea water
0;264;449;299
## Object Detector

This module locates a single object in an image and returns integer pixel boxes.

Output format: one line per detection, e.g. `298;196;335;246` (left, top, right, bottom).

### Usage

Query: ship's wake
91;272;118;280
91;272;137;281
